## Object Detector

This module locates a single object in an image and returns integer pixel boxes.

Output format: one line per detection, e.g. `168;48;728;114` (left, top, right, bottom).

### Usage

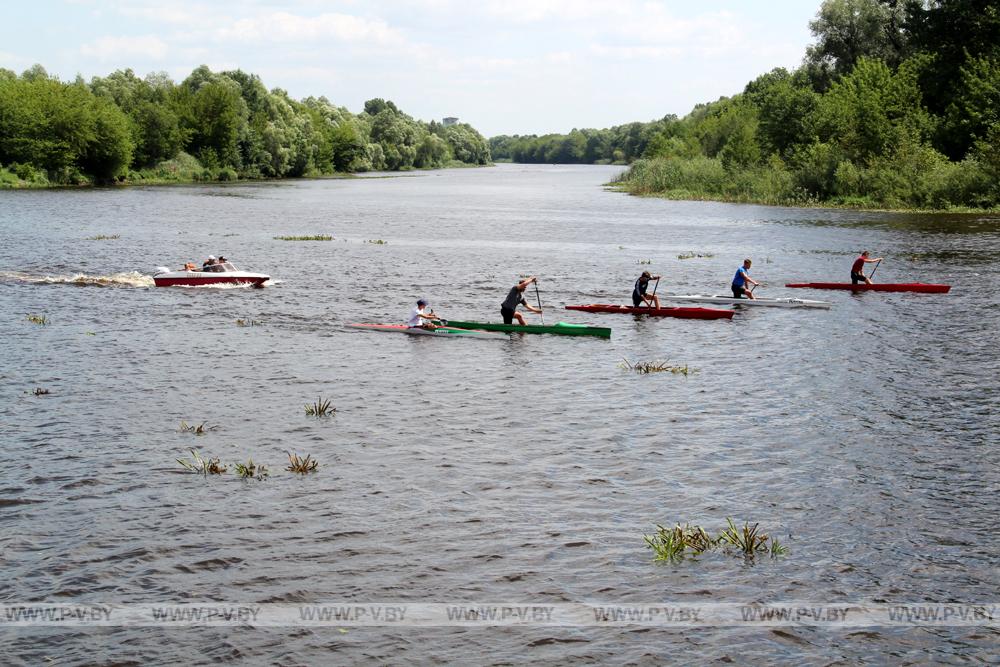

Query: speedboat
152;262;269;287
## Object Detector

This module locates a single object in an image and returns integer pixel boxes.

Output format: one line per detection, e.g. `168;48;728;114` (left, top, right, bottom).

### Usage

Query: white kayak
662;294;832;309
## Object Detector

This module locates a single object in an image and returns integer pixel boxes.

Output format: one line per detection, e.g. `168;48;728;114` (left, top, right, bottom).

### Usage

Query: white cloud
483;0;627;23
215;12;402;45
80;35;169;61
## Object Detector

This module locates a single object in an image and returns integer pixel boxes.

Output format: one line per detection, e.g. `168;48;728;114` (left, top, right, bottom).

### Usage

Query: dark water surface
1;164;998;664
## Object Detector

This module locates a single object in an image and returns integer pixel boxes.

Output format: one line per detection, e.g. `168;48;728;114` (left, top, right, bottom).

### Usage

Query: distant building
442;117;459;126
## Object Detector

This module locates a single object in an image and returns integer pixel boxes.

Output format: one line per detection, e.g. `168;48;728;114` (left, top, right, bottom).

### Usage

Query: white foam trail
0;271;155;288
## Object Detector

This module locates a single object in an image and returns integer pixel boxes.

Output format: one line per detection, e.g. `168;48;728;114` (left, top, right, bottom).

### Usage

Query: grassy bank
0;152;497;189
613;155;1000;213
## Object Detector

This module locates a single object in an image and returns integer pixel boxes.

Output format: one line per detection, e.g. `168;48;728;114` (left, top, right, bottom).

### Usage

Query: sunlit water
1;164;998;663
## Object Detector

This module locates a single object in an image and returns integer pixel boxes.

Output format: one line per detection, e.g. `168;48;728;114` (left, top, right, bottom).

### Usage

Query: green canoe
444;320;611;338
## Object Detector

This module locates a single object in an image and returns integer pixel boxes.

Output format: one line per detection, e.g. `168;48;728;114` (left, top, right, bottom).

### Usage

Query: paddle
534;279;544;325
868;258;882;281
652;277;660;296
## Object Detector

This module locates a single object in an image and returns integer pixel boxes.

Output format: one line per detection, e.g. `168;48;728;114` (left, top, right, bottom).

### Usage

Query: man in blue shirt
731;258;760;299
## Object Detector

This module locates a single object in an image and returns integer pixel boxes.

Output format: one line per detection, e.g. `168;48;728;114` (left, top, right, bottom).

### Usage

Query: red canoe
565;304;733;320
785;282;951;294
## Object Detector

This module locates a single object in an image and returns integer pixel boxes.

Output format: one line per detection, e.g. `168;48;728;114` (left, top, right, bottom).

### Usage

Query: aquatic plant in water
235;318;262;327
274;235;333;241
177;449;226;475
619;359;697;375
637;258;653;264
366;239;387;244
644;518;786;563
234;459;269;480
26;314;49;325
305;398;336;416
180;421;217;435
87;234;120;240
645;523;715;562
677;251;714;259
32;388;50;396
286;452;318;473
717;518;786;557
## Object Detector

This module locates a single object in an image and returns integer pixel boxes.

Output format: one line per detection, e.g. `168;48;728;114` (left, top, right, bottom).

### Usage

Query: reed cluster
305;398;336;416
177;449;227;475
180;421;217;435
286;452;319;473
619;359;697;375
645;519;786;562
273;235;333;241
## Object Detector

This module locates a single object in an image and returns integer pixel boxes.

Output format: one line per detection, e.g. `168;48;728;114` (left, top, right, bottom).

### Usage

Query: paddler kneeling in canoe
732;258;761;299
632;271;662;309
407;299;441;329
851;251;884;285
501;276;543;325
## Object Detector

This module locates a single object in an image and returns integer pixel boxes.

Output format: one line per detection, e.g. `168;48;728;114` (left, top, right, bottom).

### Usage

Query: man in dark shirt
501;276;543;325
632;271;662;308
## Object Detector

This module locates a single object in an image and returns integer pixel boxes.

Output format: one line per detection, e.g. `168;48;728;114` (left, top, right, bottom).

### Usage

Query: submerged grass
177;449;227;475
366;239;388;245
286;452;319;474
619;358;697;375
180;421;218;435
235;318;262;327
274;235;333;241
87;234;120;240
678;251;714;259
645;519;787;562
305;397;336;417
26;314;49;325
234;459;269;480
718;518;787;557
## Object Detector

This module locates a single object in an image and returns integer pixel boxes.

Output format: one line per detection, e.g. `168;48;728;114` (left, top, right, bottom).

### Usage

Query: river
1;164;998;663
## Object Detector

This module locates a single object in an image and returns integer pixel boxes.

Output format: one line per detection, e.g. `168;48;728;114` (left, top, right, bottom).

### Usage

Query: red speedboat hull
565;304;733;320
785;282;950;293
153;274;268;287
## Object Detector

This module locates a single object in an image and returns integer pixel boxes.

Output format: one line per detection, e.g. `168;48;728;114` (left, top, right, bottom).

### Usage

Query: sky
0;1;821;137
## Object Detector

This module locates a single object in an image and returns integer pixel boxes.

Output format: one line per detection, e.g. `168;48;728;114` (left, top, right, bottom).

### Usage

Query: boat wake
0;270;156;288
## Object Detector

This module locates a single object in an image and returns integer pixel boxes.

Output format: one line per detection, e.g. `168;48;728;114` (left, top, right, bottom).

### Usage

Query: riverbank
0;154;493;190
613;157;1000;214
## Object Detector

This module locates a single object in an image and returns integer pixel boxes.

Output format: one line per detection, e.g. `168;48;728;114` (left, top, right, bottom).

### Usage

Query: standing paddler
851;251;884;285
501;276;543;325
632;271;662;309
731;258;761;299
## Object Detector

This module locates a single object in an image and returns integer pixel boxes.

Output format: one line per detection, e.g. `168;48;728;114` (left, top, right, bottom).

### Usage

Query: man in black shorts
501;276;543;324
632;271;662;308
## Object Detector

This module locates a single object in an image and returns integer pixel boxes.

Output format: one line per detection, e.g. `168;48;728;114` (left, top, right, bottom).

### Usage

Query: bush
217;166;237;181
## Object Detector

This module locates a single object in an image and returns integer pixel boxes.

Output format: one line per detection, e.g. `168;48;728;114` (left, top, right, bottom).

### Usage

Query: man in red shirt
851;251;883;284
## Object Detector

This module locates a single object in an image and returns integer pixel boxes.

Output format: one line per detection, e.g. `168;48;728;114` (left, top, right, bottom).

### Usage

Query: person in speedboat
408;299;441;329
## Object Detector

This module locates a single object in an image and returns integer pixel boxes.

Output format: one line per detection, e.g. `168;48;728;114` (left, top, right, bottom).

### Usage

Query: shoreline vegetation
0;65;491;189
490;1;1000;213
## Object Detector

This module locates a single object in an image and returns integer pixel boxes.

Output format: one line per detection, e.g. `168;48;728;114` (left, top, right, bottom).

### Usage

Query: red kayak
565;304;733;320
785;282;950;294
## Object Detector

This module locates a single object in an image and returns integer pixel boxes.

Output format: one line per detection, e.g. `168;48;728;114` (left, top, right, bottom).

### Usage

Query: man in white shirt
407;299;440;329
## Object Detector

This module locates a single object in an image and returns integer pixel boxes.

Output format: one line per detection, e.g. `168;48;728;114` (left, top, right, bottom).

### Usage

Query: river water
1;164;998;664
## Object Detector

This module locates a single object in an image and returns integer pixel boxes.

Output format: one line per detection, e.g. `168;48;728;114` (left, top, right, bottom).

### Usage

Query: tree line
496;0;1000;210
0;65;490;186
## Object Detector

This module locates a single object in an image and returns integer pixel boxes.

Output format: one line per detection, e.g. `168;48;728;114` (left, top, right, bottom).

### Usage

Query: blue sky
1;1;821;136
